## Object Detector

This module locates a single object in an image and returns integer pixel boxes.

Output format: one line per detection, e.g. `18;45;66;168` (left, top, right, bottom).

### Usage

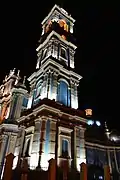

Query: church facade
0;4;120;179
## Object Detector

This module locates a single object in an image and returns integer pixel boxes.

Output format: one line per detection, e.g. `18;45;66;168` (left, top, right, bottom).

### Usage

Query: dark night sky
0;1;120;131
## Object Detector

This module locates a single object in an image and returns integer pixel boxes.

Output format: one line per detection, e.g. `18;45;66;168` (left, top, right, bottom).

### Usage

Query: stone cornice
36;31;77;52
41;4;75;25
17;104;86;124
85;141;120;150
0;123;19;133
28;57;82;84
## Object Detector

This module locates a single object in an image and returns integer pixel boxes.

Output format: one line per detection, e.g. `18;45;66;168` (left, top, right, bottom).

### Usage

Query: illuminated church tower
0;5;120;179
17;4;86;171
28;4;82;109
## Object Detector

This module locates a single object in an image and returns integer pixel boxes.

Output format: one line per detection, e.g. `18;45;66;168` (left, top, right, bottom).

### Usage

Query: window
57;80;70;106
62;139;69;157
42;49;47;59
25;139;30;157
36;85;41;99
61;48;67;59
22;97;28;108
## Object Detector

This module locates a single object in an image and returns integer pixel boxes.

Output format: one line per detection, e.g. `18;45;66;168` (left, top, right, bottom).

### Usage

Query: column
30;118;41;169
0;135;9;179
107;150;112;174
47;70;53;100
36;56;41;69
41;73;48;99
47;41;52;57
70;79;75;109
15;125;25;169
49;120;57;159
14;94;24;119
51;71;58;101
79;126;86;165
39;116;47;170
69;49;75;68
74;126;80;171
53;40;58;59
7;133;17;155
74;82;79;109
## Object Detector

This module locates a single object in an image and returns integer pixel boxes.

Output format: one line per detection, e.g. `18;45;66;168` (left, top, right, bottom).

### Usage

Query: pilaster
49;119;57;159
74;82;79;109
53;40;59;59
79;126;86;165
0;134;9;177
70;79;75;109
39;116;47;170
14;125;25;169
47;70;53;100
41;73;48;99
69;49;75;68
51;71;58;100
30;118;41;169
74;126;80;171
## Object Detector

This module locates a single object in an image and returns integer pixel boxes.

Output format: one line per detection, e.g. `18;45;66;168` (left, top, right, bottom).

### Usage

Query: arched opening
57;80;70;106
59;19;68;32
60;48;67;59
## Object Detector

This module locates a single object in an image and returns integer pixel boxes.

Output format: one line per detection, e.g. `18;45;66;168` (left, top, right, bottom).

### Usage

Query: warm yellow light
85;109;92;116
61;35;66;40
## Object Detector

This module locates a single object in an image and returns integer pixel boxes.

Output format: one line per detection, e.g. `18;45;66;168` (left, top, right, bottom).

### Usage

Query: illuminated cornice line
41;4;75;25
36;31;77;52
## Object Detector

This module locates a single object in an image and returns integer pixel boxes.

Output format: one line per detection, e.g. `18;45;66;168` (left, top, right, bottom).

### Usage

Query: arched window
33;81;42;105
36;83;42;99
60;48;67;59
57;80;70;106
62;139;69;157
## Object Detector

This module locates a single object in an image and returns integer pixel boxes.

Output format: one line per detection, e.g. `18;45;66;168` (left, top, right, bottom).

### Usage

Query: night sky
0;1;120;131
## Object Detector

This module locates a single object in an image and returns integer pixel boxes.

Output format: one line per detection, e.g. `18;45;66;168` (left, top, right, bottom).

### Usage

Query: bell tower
28;4;82;109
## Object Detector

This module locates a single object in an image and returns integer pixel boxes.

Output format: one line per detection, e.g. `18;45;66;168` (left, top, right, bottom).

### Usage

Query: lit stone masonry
70;79;79;109
51;71;59;101
74;125;86;171
57;126;73;168
13;125;25;169
39;116;48;170
30;118;41;169
79;126;86;165
49;118;57;160
0;123;19;178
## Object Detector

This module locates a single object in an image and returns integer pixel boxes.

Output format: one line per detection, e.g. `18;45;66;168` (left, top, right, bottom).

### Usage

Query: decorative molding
36;31;77;52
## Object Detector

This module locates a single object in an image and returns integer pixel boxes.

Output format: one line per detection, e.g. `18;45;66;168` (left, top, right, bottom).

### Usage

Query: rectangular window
62;139;69;158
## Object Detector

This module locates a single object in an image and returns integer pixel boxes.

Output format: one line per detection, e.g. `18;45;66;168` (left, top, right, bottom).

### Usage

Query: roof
85;123;120;146
41;4;75;25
